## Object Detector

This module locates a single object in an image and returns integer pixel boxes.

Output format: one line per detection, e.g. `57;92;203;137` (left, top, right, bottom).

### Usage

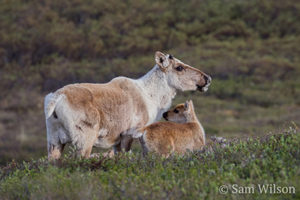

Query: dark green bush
1;0;300;72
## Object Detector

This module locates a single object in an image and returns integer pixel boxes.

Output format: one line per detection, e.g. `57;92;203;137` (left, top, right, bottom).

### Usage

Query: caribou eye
176;66;184;71
174;109;179;113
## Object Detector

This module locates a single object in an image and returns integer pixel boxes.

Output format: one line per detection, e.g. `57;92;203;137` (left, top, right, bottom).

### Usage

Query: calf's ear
188;100;194;111
184;100;194;111
184;100;190;111
155;51;170;70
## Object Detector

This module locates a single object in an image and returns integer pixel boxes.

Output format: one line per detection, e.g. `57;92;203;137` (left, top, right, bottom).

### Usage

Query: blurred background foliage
0;0;299;165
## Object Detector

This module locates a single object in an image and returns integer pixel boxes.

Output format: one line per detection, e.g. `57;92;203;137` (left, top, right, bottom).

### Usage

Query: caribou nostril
163;112;168;120
204;75;211;85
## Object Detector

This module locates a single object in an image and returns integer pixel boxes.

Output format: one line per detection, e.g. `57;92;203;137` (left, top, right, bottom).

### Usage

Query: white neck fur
135;65;177;124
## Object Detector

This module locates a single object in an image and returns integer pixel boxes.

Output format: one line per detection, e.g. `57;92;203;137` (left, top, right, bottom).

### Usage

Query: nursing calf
136;100;205;157
44;51;211;160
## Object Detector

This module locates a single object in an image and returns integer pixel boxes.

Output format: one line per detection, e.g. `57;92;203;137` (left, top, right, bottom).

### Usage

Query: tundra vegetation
0;0;300;199
0;129;299;199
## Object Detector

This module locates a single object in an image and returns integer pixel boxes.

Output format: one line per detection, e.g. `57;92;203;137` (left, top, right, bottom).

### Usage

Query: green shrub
0;130;299;199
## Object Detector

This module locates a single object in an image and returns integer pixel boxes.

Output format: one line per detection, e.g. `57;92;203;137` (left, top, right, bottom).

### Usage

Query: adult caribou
44;51;211;160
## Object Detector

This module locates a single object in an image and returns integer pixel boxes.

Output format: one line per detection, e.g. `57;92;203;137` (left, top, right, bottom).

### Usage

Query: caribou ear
184;100;190;111
184;100;194;111
188;100;194;111
155;51;170;70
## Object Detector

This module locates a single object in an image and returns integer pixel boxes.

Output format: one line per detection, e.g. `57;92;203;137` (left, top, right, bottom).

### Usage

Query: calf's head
163;100;196;123
155;51;211;92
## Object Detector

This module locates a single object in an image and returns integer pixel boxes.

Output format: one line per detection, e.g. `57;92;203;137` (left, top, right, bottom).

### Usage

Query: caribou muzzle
197;75;212;92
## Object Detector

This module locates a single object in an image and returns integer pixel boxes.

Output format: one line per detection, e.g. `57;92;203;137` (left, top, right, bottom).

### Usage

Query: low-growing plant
0;129;299;199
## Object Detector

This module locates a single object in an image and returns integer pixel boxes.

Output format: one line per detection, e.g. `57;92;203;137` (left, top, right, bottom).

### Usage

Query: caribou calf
136;100;205;157
44;51;211;160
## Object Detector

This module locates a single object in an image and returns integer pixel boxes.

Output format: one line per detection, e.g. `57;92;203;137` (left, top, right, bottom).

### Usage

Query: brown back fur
60;78;149;147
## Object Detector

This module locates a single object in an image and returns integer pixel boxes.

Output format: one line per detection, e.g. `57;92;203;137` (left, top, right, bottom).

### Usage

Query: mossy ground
1;129;299;199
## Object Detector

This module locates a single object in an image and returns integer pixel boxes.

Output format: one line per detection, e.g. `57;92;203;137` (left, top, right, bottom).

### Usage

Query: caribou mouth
197;84;209;92
197;76;212;92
